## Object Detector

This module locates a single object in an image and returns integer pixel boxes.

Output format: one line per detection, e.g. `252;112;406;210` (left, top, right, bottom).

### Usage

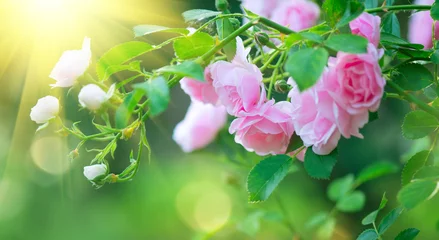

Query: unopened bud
215;0;229;11
255;32;278;49
275;80;291;93
69;148;79;161
122;127;134;140
229;18;241;30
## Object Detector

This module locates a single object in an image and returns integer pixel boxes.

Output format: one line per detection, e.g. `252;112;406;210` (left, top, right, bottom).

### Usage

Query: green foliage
395;228;420;240
304;148;338;180
216;17;237;61
357;229;378;240
285;47;329;92
182;9;221;22
380;33;424;50
398;180;437;209
285;32;323;47
382;13;401;37
413;166;439;181
246;155;293;202
401;150;434;186
115;90;144;129
157;61;205;81
362;193;387;225
402;110;439;140
133;76;170;117
336;1;365;28
285;134;304;153
323;0;349;27
363;0;378;8
324;34;368;53
133;25;189;37
96;42;154;80
336;190;366;212
377;206;403;234
431;0;439;21
355;161;399;185
327;174;355;202
173;32;215;60
392;64;433;91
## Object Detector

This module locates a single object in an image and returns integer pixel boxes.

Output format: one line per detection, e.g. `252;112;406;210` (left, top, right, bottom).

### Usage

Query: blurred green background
0;0;438;239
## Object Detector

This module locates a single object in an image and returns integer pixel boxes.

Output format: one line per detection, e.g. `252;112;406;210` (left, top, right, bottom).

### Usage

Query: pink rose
229;100;295;156
50;37;91;87
180;66;219;105
408;0;439;49
173;100;227;153
210;37;265;115
325;44;385;115
241;0;287;18
289;78;341;155
270;0;320;31
349;12;381;47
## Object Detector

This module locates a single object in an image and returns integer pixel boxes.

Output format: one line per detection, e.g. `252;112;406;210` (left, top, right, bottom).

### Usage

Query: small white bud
83;164;107;181
78;84;112;110
50;37;91;88
30;96;60;124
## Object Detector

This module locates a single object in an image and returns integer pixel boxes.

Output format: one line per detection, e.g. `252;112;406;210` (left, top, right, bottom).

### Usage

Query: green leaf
377;206;403;234
216;18;237;61
337;1;365;28
323;0;348;27
325;34;368;53
395;228;420;240
285;47;329;92
173;32;215;60
382;13;400;37
304;148;338;179
355;161;399;185
327;174;355;202
285;32;323;47
285;133;304;153
431;49;439;64
182;9;221;22
115;90;144;128
398;180;437;209
305;212;329;229
362;192;388;225
100;60;142;81
305;23;332;35
247;155;293;202
133;76;170;117
381;32;424;50
336;190;366;212
157;61;205;81
133;25;189;37
392;64;433;91
413;166;439;181
96;42;154;80
386;0;395;6
356;229;378;240
369;111;379;123
364;0;378;8
402;110;439;140
402;150;435;186
431;0;439;21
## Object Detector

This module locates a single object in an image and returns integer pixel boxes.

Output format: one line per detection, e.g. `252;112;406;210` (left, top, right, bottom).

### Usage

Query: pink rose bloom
350;12;381;47
210;37;265;115
325;44;385;115
173;100;227;153
408;0;439;49
50;37;91;87
270;0;320;31
180;66;219;105
241;0;287;18
229;100;295;156
289;77;341;155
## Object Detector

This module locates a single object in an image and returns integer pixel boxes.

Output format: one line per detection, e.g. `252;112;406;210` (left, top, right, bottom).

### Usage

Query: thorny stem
365;5;431;14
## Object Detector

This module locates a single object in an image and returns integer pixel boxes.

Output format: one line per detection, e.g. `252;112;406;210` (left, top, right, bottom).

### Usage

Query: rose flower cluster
173;4;386;159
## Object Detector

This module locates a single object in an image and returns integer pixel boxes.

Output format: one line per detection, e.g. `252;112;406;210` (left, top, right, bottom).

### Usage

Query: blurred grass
0;0;439;239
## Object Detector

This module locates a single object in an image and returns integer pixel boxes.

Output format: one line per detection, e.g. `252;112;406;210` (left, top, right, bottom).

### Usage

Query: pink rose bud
180;66;220;105
408;0;439;49
30;96;60;124
289;79;341;155
270;0;320;31
325;44;385;115
83;164;107;181
173;100;227;153
210;37;266;116
229;100;295;156
78;84;114;111
349;12;381;47
50;37;92;88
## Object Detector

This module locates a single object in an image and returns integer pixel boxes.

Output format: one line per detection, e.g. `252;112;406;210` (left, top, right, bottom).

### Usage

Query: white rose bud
50;37;91;88
78;84;112;110
30;96;60;124
83;164;107;181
